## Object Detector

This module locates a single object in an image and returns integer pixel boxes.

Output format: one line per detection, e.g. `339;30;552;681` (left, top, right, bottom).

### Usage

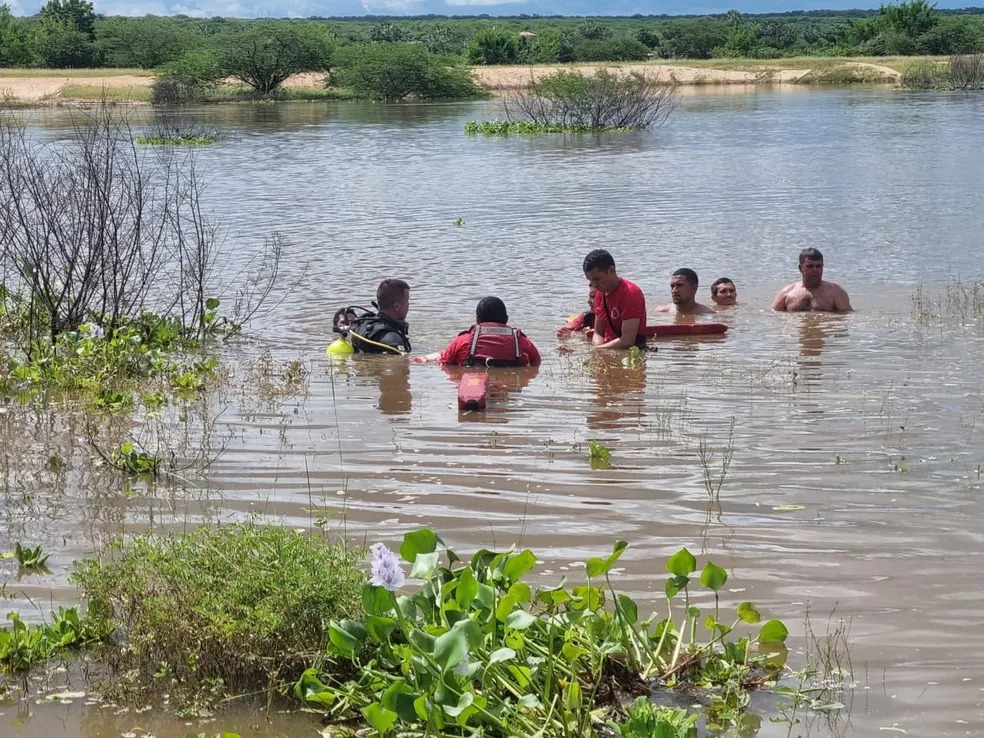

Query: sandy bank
471;61;900;92
0;60;902;105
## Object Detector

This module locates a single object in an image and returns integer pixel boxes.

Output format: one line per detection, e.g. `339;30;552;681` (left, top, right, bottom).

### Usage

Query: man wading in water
771;248;852;313
582;249;647;350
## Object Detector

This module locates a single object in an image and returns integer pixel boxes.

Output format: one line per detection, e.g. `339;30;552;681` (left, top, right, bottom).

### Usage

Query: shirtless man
710;277;737;307
655;269;716;315
771;248;852;312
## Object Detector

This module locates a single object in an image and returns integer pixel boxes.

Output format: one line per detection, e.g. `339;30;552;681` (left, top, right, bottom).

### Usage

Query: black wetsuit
348;312;412;354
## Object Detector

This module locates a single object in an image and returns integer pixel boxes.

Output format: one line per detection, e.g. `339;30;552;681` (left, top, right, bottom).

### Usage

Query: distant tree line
1;0;982;95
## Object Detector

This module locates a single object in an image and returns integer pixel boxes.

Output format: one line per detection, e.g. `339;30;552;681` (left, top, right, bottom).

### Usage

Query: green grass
661;55;933;73
72;523;365;704
204;84;357;102
0;67;153;77
58;84;152;102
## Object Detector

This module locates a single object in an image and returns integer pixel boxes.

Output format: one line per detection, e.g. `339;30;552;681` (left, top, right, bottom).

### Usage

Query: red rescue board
644;323;728;337
457;373;490;410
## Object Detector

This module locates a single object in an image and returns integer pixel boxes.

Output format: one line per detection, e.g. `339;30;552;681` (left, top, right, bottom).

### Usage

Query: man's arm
521;335;542;366
654;304;673;313
770;286;791;311
595;318;640;350
832;285;853;312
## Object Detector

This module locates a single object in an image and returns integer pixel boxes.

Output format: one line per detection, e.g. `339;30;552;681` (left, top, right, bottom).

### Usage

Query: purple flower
369;543;405;591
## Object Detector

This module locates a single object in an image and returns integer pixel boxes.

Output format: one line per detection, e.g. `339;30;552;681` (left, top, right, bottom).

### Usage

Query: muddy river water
2;88;984;737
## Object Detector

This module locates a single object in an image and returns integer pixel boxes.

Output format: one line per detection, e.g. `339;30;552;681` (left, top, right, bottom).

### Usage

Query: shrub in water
72;523;365;698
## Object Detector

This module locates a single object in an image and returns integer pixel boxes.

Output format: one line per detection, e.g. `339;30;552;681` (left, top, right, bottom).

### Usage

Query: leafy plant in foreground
296;529;789;738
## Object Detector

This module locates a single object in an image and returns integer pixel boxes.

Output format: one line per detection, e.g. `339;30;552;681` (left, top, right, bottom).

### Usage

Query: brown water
3;88;984;737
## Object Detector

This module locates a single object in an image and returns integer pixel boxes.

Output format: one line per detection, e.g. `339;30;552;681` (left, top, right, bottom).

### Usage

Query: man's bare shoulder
654;303;674;313
694;303;717;315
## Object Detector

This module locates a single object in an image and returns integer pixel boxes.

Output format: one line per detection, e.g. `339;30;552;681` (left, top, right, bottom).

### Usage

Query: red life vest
464;323;523;367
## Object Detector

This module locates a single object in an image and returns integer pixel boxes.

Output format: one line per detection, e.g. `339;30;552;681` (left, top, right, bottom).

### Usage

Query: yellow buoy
326;338;354;357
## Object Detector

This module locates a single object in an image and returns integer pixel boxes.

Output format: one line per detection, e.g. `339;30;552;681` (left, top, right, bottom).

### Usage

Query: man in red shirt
582;249;647;349
414;296;541;366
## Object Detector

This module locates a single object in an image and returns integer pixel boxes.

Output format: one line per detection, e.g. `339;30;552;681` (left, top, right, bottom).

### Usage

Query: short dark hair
710;277;734;296
672;268;698;286
476;296;508;324
376;279;410;311
583;249;615;273
799;248;823;265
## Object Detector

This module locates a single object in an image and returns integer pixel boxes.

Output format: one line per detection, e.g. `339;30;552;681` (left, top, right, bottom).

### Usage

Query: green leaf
408;629;436;654
504;610;537;630
381;679;420;723
571;584;604;610
366;615;397;644
362;703;397;735
586;539;628;578
434;624;473;671
410;551;440;580
700;562;728;591
455;567;478;610
617;594;638;624
401;529;438;563
205;297;220;310
759;619;789;643
363;584;396;615
508;581;532;603
665;575;689;599
495;593;519;622
502;549;537;581
489;647;516;664
328;619;366;658
517;694;541;709
443;690;474;718
665;548;697;577
294;668;335;705
737;601;761;624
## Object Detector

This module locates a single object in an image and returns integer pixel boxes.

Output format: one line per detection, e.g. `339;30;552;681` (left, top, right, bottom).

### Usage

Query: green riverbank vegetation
1;1;983;103
0;524;827;734
468;69;678;135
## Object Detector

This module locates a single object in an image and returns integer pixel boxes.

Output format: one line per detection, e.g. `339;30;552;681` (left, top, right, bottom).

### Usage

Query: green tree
572;36;651;62
216;22;333;95
152;49;223;104
97;17;191;69
368;22;404;43
0;4;35;67
660;20;729;59
331;43;480;102
33;18;99;67
467;29;519;65
39;0;95;37
881;0;939;38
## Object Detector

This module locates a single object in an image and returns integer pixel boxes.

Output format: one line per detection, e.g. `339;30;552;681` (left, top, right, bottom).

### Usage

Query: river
2;87;984;737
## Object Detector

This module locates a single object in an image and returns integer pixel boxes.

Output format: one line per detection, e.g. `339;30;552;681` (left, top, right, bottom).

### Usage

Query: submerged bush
901;53;984;89
499;69;678;132
464;119;632;135
72;524;365;699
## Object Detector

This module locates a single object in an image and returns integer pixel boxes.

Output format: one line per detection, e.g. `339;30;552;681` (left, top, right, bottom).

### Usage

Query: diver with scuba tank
328;279;412;356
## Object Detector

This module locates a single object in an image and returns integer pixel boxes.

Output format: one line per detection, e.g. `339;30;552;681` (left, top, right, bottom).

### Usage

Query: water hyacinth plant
296;528;789;738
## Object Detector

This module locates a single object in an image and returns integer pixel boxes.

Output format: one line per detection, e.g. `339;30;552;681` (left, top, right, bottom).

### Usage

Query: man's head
670;268;699;306
476;296;509;324
376;278;410;321
710;277;737;306
583;249;620;295
798;248;824;288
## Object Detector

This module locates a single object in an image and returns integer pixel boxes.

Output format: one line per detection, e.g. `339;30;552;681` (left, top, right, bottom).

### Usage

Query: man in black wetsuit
349;279;412;354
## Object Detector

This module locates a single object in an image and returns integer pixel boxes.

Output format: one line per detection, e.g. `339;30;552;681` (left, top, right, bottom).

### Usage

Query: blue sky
9;0;978;20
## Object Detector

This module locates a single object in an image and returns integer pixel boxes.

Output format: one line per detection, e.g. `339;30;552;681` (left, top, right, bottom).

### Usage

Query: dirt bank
0;61;901;105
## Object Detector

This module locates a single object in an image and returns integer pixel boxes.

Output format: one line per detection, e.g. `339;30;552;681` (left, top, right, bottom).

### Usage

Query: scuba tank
326;305;371;358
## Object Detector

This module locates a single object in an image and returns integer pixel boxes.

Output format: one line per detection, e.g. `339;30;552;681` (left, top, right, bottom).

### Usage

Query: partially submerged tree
505;69;679;131
0;103;281;354
216;22;333;95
